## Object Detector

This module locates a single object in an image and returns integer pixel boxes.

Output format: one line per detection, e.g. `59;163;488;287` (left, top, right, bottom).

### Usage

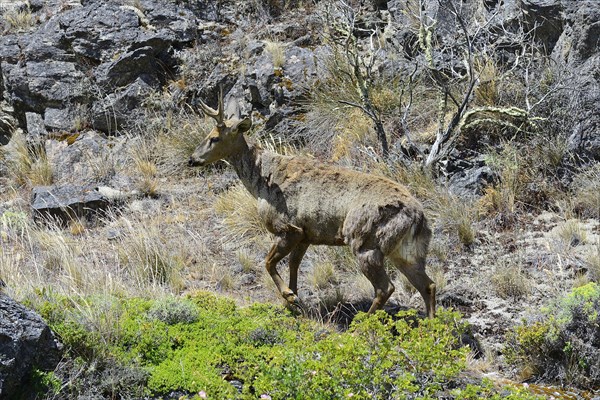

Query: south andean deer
189;93;436;318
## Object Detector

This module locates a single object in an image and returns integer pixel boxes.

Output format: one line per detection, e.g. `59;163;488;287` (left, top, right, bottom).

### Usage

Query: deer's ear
237;117;252;133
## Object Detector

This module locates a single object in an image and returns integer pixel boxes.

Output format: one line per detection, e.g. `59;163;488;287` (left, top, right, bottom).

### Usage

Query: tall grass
214;184;271;247
5;131;53;186
129;136;159;197
0;209;190;302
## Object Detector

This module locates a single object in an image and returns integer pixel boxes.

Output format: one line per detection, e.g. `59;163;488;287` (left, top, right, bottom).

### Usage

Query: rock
2;59;89;118
94;45;162;90
106;228;122;240
444;154;498;197
31;184;109;224
521;0;563;53
91;77;155;133
553;1;600;161
0;0;198;132
449;166;497;197
0;293;62;398
25;112;47;141
44;130;130;188
44;107;77;132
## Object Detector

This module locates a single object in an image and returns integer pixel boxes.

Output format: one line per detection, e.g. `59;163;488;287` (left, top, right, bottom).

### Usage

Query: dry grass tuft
236;249;259;274
117;220;185;291
213;266;236;291
31;224;85;289
474;56;499;106
129;136;160;197
571;164;600;219
157;114;212;172
264;40;286;69
483;143;524;215
481;136;569;218
5;131;53;186
3;6;34;32
310;262;337;290
586;241;600;283
490;265;530;300
556;219;588;248
214;185;271;247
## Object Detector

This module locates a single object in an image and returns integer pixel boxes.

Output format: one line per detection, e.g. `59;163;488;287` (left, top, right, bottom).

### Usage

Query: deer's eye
209;137;220;145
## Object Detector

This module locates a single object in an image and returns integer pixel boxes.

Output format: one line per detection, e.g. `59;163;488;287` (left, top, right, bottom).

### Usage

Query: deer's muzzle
188;156;204;167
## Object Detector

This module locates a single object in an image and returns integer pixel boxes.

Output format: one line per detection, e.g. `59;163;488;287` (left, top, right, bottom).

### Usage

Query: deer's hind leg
289;242;309;295
355;248;395;314
390;253;436;318
265;231;304;305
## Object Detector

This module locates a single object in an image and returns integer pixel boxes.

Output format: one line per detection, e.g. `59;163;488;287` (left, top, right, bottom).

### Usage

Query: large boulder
0;293;62;398
553;1;600;161
31;184;109;224
0;0;199;134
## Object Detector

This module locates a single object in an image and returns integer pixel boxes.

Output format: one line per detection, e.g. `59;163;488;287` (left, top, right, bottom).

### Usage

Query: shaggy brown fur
190;112;436;318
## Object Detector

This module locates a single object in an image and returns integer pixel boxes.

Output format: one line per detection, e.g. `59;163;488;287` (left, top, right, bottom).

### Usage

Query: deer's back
257;153;426;252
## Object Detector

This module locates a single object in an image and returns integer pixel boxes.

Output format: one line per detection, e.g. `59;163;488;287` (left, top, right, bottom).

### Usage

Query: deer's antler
198;85;224;126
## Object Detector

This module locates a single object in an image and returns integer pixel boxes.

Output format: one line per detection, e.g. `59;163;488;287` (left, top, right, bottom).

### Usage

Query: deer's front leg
265;234;302;304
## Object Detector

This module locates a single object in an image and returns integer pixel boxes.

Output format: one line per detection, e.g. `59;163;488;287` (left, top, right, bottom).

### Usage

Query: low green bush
37;291;542;399
505;282;600;388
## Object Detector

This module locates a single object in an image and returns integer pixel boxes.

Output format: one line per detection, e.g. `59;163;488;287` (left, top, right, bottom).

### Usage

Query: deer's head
188;92;252;167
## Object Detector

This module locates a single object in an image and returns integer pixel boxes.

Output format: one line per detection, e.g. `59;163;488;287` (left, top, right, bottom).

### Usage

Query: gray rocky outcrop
0;293;62;398
0;0;198;134
552;1;600;161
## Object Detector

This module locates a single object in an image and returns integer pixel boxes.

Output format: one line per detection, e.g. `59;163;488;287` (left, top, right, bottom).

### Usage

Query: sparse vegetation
505;283;600;388
264;40;285;69
556;219;588;248
587;241;600;282
491;265;530;301
117;220;185;290
4;131;53;186
129;134;160;196
309;261;337;290
2;6;35;32
571;164;600;219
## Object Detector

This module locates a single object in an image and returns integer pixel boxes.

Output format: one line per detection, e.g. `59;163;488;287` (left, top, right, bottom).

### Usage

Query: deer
188;93;436;318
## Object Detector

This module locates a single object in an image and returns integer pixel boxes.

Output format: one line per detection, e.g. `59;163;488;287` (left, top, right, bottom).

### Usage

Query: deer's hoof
282;290;297;304
283;293;304;315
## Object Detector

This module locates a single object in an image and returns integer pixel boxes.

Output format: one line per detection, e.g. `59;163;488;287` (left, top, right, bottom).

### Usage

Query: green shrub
505;282;600;388
31;369;61;396
251;310;469;399
35;291;546;399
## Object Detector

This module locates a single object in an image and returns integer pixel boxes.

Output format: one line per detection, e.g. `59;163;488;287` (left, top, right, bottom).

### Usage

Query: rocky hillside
0;0;599;398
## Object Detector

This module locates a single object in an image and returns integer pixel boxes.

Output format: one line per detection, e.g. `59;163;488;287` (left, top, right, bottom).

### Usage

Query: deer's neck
226;136;268;198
